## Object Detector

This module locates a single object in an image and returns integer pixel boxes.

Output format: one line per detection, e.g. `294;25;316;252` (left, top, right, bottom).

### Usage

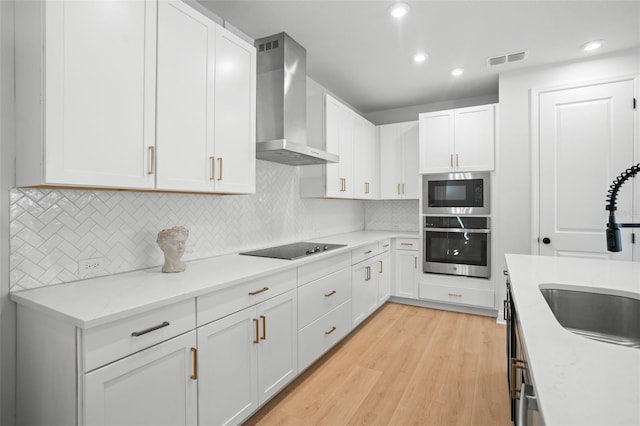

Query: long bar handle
131;321;169;337
260;315;266;340
325;326;337;335
324;290;337;297
253;318;260;344
209;156;215;180
450;154;453;168
190;347;198;380
456;153;459;168
414;256;418;269
217;158;223;181
148;146;156;175
379;260;383;273
248;287;269;296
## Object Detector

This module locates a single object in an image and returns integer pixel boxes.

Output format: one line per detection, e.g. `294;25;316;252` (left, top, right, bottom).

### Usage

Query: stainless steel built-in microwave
422;172;490;215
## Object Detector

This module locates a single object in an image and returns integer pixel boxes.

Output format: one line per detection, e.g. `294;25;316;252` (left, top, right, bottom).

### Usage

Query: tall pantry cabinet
15;0;256;194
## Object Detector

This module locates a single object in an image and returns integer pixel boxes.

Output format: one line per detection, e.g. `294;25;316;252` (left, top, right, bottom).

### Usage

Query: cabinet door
418;111;454;174
378;254;391;304
400;121;420;199
325;95;354;198
156;0;215;192
353;118;377;199
379;124;403;199
45;0;156;189
351;261;378;328
84;332;197;426
454;105;495;172
394;250;419;299
198;306;259;426
257;290;298;404
213;26;257;194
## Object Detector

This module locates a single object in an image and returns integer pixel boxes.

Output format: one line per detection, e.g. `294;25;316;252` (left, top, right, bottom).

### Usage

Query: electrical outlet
78;258;105;274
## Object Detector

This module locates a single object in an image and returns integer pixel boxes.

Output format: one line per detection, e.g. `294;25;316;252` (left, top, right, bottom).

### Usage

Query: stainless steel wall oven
423;216;490;278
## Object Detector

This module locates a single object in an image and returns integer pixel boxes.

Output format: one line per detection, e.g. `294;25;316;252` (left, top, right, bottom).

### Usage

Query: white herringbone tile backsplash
364;199;420;232
10;160;365;291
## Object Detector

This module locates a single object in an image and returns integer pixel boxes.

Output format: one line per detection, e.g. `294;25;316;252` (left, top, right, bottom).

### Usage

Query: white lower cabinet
352;257;380;327
378;252;391;304
197;289;298;425
84;332;198;426
393;238;419;299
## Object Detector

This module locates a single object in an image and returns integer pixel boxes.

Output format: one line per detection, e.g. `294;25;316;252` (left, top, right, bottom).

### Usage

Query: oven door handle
424;228;491;234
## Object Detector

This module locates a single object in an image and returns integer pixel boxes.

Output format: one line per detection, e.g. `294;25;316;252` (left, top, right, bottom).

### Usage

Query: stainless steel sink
540;287;640;348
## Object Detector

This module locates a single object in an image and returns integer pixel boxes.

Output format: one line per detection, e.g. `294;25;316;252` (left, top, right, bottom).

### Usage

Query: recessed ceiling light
389;2;410;18
451;68;464;77
414;53;427;63
583;40;605;51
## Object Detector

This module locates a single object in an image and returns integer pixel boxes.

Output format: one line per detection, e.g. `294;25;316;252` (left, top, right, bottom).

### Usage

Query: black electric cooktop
239;242;347;260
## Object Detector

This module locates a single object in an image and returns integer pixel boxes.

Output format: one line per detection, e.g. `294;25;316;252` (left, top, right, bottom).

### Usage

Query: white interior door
538;79;635;260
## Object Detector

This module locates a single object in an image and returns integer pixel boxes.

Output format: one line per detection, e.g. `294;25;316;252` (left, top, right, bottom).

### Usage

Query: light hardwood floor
244;302;512;426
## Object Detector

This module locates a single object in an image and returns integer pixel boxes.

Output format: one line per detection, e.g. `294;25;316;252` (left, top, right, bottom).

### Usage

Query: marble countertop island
505;254;640;426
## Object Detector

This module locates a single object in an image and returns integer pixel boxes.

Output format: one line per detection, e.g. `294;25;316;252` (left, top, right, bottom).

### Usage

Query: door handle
542;237;551;245
260;315;266;340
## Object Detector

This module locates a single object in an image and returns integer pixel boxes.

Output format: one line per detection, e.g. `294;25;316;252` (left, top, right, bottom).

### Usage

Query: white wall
496;48;640;308
0;0;16;424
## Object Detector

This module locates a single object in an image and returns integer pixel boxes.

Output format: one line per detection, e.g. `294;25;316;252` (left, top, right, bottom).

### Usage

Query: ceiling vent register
487;50;528;66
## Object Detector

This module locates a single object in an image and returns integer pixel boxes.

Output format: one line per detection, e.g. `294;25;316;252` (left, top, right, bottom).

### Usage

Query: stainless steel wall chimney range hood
255;33;338;166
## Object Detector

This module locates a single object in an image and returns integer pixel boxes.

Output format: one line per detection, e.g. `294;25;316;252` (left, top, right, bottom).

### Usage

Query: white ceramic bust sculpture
156;226;189;273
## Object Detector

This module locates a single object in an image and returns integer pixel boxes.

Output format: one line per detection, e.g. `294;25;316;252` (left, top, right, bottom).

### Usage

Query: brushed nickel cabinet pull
260;315;266;340
209;156;215;180
365;266;371;281
456;153;459;168
253;318;259;344
397;183;401;194
131;321;170;337
217;158;223;181
325;326;337;335
365;182;370;194
148;146;156;175
401;242;413;246
448;293;463;297
248;287;269;296
402;183;405;194
450;154;453;168
378;260;383;273
383;243;390;248
190;347;198;380
324;290;337;297
414;256;417;269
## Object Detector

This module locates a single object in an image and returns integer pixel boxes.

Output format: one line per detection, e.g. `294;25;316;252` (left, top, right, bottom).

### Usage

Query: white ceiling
199;1;640;114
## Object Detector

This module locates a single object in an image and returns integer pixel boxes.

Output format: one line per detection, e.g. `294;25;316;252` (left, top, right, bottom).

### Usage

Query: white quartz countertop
505;254;640;426
11;230;417;328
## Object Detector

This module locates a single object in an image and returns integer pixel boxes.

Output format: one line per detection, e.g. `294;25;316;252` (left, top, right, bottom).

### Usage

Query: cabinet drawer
394;238;418;251
298;266;351;329
420;283;494;309
351;243;380;265
83;299;196;372
197;269;296;327
298;300;351;372
379;239;391;253
298;252;350;286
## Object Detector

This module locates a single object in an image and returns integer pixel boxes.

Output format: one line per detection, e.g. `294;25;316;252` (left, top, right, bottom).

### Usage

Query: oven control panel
424;216;489;229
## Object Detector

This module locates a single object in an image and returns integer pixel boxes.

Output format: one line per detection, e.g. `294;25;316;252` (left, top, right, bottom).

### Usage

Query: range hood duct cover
255;32;338;166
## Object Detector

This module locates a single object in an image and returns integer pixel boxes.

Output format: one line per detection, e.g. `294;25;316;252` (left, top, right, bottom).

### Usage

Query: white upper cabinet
325;94;355;198
302;93;377;199
16;0;158;189
156;1;215;192
419;104;495;174
353;117;378;199
212;25;257;194
16;0;256;194
379;121;419;199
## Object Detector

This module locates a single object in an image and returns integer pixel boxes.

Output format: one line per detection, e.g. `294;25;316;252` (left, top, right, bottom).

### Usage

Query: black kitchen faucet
606;163;640;252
